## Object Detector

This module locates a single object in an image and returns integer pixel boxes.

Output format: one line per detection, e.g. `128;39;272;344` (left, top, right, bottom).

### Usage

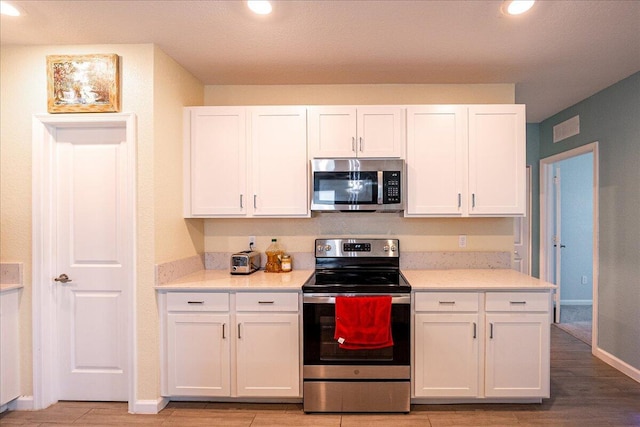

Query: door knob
54;273;72;283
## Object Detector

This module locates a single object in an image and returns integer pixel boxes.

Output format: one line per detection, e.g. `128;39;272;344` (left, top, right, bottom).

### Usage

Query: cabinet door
187;107;247;216
414;313;479;397
357;106;403;158
308;106;357;158
405;106;467;216
468;105;526;216
0;289;20;406
251;107;309;216
236;313;300;397
485;312;550;398
167;313;230;396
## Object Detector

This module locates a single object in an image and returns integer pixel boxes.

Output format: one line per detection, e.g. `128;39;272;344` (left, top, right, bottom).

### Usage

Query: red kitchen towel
334;295;393;350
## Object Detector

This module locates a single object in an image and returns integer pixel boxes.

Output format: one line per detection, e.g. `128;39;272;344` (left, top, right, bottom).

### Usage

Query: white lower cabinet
413;291;551;401
167;312;231;396
236;313;300;397
161;291;300;399
485;292;550;398
1;288;21;406
413;292;480;398
414;312;479;397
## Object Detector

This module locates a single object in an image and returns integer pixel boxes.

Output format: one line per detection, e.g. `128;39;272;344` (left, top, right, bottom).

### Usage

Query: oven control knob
390;245;397;252
384;245;389;252
324;245;332;252
317;245;324;252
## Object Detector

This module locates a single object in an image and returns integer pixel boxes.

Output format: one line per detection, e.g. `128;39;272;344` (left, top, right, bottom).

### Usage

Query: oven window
313;172;377;205
304;302;410;366
319;315;393;361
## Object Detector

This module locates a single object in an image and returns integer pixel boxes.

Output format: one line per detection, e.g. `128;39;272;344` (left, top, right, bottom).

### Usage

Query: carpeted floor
555;321;592;345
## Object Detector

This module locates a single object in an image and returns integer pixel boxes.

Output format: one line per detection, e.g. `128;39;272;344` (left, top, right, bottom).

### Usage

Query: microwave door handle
377;171;383;204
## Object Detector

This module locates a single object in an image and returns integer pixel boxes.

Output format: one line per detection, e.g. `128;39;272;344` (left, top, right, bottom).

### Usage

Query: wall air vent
553;115;580;143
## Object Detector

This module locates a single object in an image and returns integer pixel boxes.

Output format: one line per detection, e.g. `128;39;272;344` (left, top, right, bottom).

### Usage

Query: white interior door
54;125;131;400
553;168;563;323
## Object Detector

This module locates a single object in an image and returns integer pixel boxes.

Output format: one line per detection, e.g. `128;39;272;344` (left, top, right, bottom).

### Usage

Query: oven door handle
303;294;411;304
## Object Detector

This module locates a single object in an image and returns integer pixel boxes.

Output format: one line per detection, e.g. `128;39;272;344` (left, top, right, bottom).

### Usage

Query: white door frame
539;142;599;347
32;113;136;411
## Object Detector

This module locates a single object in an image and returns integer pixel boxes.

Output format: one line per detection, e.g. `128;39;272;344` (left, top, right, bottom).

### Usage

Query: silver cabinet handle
489;323;494;339
473;322;477;339
238;323;242;339
258;301;275;304
351;137;356;152
253;195;257;209
439;301;456;305
510;301;527;305
359;137;363;152
54;273;72;283
222;323;226;339
458;193;462;208
240;194;243;209
187;301;204;305
472;193;476;208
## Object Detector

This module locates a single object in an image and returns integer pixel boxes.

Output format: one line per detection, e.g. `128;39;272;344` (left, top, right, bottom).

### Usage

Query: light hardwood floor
2;327;639;426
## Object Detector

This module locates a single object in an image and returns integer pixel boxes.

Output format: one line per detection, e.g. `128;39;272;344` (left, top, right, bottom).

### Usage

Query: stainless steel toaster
230;250;261;274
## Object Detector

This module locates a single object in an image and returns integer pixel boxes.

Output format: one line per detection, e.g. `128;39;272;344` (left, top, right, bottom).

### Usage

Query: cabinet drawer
166;292;229;312
236;292;299;312
414;292;479;312
485;292;549;312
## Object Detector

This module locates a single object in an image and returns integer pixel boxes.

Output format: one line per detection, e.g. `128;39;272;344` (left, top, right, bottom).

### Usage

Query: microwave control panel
383;171;401;204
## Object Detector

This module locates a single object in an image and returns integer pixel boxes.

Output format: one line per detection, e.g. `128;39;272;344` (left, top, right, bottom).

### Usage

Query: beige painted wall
204;83;514;105
153;47;204;263
0;43;202;403
203;83;516;255
139;46;204;399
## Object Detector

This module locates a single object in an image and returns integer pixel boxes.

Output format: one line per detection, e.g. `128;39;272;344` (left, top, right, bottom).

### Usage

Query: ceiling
2;0;639;122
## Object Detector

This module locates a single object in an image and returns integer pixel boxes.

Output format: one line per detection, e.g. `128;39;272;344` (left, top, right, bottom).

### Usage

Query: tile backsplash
156;250;511;284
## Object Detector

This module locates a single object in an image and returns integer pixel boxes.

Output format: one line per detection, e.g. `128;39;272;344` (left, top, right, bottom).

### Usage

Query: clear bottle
265;238;283;273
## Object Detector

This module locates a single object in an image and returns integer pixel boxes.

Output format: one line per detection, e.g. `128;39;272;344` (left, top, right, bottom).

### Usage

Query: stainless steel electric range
302;238;411;413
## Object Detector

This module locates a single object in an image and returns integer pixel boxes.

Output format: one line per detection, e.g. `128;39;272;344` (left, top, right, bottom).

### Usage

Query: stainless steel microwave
311;159;404;212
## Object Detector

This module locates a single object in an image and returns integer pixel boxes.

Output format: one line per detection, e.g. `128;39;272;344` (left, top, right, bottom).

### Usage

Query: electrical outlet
581;275;588;285
249;236;256;249
458;235;467;248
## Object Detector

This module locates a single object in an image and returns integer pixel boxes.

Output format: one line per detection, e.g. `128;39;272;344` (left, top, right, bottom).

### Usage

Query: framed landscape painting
47;54;120;113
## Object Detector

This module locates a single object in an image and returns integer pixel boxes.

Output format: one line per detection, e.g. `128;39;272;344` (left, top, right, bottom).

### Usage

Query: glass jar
281;254;292;272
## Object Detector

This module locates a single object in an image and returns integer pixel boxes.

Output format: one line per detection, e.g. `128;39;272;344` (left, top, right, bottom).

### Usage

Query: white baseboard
593;346;640;383
1;396;35;412
559;300;593;305
131;397;169;414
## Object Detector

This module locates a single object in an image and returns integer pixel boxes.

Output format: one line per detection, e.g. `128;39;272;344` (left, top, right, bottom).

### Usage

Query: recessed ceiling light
247;1;272;15
502;0;535;16
1;1;21;16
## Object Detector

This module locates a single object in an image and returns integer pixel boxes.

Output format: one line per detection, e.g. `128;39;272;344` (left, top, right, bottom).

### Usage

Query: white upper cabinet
406;105;468;216
468;105;526;216
308;106;403;158
406;104;526;217
250;107;308;216
184;106;309;218
186;107;247;216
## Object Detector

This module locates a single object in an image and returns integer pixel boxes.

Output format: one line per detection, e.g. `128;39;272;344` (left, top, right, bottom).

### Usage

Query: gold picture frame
47;54;120;113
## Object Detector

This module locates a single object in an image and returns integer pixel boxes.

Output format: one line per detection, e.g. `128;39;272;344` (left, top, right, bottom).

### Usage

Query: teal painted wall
538;71;640;371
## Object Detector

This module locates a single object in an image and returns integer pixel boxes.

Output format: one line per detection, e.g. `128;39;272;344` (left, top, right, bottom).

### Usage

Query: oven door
303;294;410;368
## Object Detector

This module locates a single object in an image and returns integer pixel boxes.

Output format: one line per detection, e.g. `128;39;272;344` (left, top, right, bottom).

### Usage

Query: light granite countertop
155;269;314;291
157;268;555;292
402;269;556;291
